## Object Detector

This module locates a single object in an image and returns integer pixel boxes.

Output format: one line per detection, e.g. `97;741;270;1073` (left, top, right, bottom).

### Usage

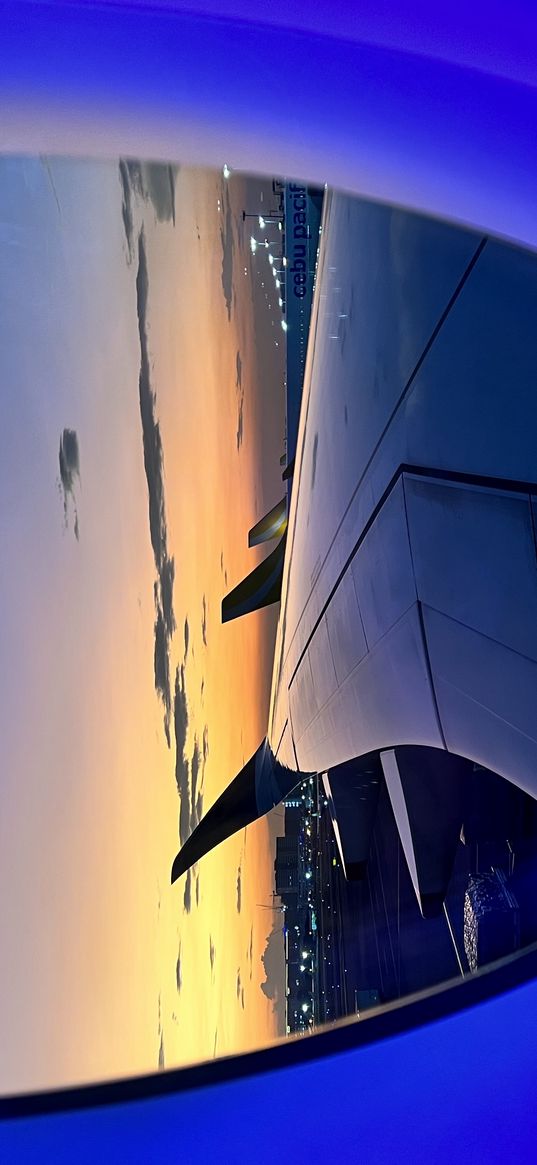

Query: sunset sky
0;156;287;1093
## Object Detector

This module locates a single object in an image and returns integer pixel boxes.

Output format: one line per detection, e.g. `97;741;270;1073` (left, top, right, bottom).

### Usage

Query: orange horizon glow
0;160;286;1094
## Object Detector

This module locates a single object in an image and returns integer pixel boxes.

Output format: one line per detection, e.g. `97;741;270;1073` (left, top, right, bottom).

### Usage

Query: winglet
222;535;286;623
171;738;304;882
248;497;287;547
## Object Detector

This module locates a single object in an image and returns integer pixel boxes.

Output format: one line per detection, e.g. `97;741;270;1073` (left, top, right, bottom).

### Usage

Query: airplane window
2;154;537;1098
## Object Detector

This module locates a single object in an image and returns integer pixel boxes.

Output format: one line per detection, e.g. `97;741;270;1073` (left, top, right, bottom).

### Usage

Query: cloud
191;738;201;833
201;594;207;647
118;160;135;263
202;725;209;770
143;163;176;225
183;868;192;913
220;180;234;321
236;397;244;451
183;616;189;663
59;428;80;486
236;865;242;914
136;229;168;578
124;159;143;198
235;349;244;450
177;759;190;851
173;665;188;771
175;702;204;872
136;228;176;744
159;557;176;638
121;159;177;227
202;726;209;762
173;665;191;845
154;606;171;744
58;428;81;540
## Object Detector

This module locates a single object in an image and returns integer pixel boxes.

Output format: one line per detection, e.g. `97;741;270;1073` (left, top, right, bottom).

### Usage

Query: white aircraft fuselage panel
269;193;537;795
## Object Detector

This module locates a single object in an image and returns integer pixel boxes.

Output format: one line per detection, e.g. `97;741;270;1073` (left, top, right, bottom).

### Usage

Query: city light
259;215;266;228
269;183;325;1038
222;163;231;179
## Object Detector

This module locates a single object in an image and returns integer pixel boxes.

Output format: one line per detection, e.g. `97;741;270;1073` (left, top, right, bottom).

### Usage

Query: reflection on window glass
2;156;537;1095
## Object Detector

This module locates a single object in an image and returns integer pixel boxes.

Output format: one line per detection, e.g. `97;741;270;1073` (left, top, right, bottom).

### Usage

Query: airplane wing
173;188;537;925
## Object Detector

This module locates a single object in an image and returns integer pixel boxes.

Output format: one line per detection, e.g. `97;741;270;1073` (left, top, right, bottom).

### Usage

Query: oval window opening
2;155;537;1097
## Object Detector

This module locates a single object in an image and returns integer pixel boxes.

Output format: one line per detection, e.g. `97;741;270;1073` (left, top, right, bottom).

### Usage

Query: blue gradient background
3;973;537;1161
2;1;537;1159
